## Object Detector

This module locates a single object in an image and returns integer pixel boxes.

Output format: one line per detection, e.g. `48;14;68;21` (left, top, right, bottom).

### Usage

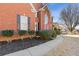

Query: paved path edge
5;35;64;56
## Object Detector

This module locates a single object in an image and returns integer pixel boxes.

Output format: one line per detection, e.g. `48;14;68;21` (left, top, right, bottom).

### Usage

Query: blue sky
48;3;79;24
48;3;69;23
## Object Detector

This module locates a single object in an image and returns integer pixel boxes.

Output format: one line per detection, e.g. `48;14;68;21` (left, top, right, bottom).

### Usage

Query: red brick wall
39;6;52;30
0;3;36;31
0;3;52;31
33;3;42;11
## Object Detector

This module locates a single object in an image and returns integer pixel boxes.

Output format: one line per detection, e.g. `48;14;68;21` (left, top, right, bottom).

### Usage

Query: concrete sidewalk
45;35;79;56
5;35;64;56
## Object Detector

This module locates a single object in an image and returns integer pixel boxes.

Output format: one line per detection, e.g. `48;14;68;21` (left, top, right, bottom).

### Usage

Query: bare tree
60;4;79;32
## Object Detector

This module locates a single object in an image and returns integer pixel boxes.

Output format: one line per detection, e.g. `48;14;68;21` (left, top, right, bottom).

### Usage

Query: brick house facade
0;3;52;31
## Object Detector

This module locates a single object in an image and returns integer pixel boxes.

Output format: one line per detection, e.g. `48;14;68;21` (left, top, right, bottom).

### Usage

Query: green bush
51;30;57;38
18;30;28;36
54;28;61;35
36;31;40;36
35;29;60;40
28;30;35;35
57;29;61;34
2;30;14;37
38;30;52;40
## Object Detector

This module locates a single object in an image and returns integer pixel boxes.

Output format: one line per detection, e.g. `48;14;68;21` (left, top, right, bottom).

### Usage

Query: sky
48;3;79;24
48;3;69;24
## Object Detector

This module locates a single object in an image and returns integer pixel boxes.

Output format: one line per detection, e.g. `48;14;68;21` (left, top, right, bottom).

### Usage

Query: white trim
30;3;37;13
29;3;47;12
29;3;38;17
29;3;48;18
19;15;29;31
44;14;48;25
38;4;47;12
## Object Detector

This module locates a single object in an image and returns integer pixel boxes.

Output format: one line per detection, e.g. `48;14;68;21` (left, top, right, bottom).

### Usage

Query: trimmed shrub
35;29;60;40
28;30;35;35
38;30;52;40
2;30;14;37
51;30;57;38
54;28;61;35
18;30;28;36
57;29;61;34
36;31;40;36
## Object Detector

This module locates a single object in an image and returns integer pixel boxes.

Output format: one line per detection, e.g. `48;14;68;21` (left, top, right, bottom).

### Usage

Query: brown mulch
0;34;35;42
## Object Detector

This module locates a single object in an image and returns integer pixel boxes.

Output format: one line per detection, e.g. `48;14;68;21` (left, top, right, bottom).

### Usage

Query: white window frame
44;14;48;25
44;14;48;30
18;15;29;31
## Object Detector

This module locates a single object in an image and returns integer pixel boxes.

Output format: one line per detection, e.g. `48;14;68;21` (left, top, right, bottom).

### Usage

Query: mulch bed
0;37;48;56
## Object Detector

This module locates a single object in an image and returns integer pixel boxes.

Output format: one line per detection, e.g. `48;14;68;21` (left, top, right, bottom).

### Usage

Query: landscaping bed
0;29;61;56
0;38;48;56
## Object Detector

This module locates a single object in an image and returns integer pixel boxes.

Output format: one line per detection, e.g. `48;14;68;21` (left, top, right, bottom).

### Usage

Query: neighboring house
0;3;52;31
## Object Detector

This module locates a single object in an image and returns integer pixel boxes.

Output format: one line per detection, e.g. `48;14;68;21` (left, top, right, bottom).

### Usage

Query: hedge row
36;29;61;40
1;29;61;40
1;30;35;37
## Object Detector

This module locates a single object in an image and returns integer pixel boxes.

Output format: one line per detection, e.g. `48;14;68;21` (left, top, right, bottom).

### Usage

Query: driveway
45;34;79;56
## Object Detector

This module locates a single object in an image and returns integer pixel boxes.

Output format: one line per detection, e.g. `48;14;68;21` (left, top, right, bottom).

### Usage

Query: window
17;15;30;31
44;14;48;25
44;14;48;30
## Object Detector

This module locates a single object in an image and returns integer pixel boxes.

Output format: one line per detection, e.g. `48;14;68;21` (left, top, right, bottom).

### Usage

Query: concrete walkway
5;35;64;56
45;34;79;56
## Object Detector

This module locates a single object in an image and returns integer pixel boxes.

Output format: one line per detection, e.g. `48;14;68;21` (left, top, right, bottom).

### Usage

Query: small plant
18;30;28;36
2;30;14;37
38;30;52;40
28;30;35;35
57;29;61;34
51;30;57;38
36;31;40;36
54;28;61;35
